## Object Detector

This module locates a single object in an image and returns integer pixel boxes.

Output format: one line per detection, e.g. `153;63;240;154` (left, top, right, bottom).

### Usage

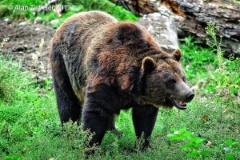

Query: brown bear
49;11;194;149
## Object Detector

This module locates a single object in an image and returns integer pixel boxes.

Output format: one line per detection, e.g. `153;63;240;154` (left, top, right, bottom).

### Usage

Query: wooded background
111;0;240;58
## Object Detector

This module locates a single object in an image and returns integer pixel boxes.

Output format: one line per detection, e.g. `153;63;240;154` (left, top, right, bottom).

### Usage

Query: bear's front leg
132;104;159;149
82;82;119;148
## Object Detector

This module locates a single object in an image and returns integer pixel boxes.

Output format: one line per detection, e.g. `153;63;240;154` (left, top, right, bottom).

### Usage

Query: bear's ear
141;56;156;73
172;49;182;61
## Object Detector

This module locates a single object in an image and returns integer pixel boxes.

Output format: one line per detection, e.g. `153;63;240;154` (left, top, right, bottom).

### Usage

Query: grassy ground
0;39;239;159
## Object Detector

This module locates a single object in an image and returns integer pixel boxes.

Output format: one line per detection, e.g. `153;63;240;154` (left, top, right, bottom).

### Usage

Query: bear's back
52;11;117;53
50;11;117;99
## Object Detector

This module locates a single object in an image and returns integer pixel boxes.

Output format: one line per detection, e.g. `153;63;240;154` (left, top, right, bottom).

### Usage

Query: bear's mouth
170;98;187;110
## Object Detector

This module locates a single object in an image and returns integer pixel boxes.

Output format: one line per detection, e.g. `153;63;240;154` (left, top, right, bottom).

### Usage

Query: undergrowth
1;36;240;159
0;0;138;27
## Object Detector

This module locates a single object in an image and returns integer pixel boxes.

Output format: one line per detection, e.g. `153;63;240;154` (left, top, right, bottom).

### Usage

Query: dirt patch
0;14;178;86
0;19;56;84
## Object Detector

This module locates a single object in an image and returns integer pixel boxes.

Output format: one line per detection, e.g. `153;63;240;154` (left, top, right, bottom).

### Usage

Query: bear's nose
185;92;194;102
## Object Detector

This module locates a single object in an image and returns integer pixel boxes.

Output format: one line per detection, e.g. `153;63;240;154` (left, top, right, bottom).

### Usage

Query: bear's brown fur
49;11;194;149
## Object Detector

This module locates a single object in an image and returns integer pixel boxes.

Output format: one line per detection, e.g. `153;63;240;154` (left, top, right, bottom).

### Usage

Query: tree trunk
168;0;240;58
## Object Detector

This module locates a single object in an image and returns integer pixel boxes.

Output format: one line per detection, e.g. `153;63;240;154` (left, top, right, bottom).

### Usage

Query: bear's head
139;49;194;109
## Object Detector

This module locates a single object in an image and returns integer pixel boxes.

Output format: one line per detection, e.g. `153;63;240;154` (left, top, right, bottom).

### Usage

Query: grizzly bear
49;11;194;149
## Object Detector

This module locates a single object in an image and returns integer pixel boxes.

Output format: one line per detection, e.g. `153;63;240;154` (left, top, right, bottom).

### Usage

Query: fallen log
168;0;240;58
112;0;240;57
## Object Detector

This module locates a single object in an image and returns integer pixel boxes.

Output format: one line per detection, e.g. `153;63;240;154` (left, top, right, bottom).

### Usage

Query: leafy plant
223;140;240;160
168;128;240;159
168;128;211;158
205;23;240;105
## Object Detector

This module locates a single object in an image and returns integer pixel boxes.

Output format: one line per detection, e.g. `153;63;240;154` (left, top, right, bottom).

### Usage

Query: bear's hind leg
53;77;82;123
51;52;82;124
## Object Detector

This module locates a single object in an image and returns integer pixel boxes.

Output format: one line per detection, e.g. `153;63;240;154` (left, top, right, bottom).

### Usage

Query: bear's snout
185;91;194;102
175;82;194;103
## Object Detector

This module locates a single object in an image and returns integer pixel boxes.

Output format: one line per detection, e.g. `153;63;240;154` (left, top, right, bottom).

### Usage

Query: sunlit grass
1;40;239;159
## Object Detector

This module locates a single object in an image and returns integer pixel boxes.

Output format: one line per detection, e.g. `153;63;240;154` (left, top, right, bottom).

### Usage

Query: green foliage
205;23;240;99
0;0;138;27
181;33;240;106
167;126;240;159
0;0;45;19
176;24;240;160
223;140;240;160
73;0;138;21
168;128;211;158
0;56;91;159
0;55;26;103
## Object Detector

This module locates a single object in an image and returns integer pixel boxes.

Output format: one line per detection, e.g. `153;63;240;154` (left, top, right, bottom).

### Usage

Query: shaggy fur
49;11;194;149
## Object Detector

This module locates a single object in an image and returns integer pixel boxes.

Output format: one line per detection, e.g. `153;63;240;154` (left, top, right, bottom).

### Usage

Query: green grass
0;38;240;159
0;0;138;27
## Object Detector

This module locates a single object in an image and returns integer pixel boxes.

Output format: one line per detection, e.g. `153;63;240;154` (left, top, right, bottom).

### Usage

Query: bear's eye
166;79;176;88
